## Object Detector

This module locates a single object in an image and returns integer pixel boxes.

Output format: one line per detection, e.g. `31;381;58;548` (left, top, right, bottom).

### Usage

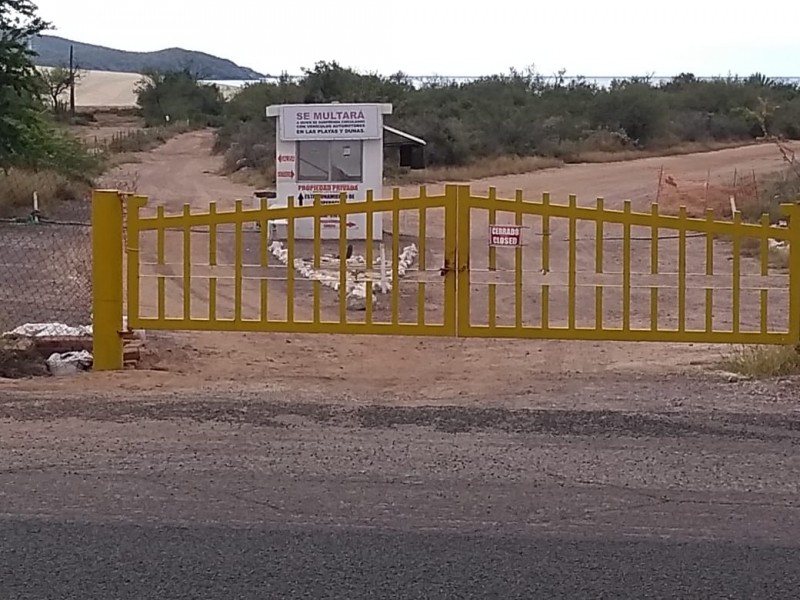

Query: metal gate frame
454;185;800;344
91;186;800;370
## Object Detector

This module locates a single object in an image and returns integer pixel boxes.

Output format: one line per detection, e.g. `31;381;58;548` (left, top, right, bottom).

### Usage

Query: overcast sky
34;0;800;78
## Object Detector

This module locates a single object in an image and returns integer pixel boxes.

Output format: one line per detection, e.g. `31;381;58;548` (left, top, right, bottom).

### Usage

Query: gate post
784;203;800;344
91;189;124;371
456;184;472;335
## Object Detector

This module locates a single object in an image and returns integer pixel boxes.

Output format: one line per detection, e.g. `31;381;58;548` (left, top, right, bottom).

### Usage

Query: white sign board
266;103;392;241
488;224;524;247
280;105;382;140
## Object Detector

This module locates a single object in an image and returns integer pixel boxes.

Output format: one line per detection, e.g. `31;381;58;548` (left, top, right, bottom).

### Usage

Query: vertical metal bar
568;194;577;330
677;206;687;333
156;205;166;321
417;186;427;326
125;196;144;329
182;204;192;321
541;192;551;329
760;213;770;334
208;202;217;322
705;209;714;333
595;197;604;330
650;203;659;332
234;200;243;323
339;192;348;324
515;190;523;329
365;190;374;325
287;195;295;323
785;204;800;342
455;185;471;335
391;187;400;326
260;198;269;322
623;201;632;332
732;211;742;335
313;194;321;324
488;187;497;328
91;190;124;371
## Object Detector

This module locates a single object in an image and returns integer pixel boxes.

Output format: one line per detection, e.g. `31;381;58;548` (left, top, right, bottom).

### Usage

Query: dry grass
228;156;563;189
0;169;88;219
390;155;563;184
103;123;194;154
721;236;790;270
229;166;275;189
721;345;800;378
738;237;762;257
769;247;791;269
0;346;48;378
224;142;766;190
570;140;762;165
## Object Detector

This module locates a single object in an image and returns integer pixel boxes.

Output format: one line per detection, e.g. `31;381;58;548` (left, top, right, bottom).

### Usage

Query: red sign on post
488;224;524;247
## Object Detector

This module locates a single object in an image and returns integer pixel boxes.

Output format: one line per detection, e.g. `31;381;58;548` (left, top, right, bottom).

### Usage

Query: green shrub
739;161;800;223
214;65;800;177
135;70;225;127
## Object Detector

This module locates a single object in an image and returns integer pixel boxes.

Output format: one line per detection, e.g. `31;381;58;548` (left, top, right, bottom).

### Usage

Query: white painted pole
380;243;388;293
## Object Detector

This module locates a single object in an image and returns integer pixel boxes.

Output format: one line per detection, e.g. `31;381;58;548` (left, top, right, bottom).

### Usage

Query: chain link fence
0;170;92;334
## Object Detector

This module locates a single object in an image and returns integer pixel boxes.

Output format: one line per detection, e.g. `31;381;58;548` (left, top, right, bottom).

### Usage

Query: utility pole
69;44;76;117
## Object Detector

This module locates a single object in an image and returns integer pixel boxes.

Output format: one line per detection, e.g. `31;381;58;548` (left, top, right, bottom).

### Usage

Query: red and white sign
322;219;358;228
277;170;295;179
489;224;524;247
297;183;358;192
278;154;295;163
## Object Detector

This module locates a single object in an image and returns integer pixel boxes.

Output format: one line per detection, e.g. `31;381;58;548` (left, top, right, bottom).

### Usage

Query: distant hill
30;35;264;81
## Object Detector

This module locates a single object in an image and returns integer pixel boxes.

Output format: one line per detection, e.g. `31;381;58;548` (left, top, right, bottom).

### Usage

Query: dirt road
7;132;797;399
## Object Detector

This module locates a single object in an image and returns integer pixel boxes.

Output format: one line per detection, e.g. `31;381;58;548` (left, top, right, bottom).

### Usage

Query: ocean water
204;75;800;91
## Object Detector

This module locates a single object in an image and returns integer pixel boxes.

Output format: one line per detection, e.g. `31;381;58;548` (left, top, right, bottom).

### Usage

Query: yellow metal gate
91;185;800;370
454;186;800;343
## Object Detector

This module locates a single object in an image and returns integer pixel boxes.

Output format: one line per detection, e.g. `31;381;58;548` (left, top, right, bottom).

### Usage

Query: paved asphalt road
2;389;800;598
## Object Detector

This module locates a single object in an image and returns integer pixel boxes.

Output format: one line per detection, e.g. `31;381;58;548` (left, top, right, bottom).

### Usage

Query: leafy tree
135;69;225;127
0;0;49;170
39;65;84;116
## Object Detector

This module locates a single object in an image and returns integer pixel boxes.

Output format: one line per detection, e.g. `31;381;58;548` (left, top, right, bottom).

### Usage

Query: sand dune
37;68;243;108
38;67;141;107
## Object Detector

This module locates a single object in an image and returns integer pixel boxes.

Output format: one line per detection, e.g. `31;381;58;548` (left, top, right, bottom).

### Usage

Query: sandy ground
39;68;144;108
36;68;243;108
2;131;798;401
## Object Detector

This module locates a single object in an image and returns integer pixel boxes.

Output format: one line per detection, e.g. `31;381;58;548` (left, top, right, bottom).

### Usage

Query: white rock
267;240;418;311
4;322;92;338
46;350;93;376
